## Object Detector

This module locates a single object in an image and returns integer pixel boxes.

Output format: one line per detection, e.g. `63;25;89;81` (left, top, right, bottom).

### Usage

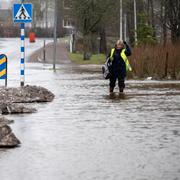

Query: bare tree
163;0;180;43
72;0;116;59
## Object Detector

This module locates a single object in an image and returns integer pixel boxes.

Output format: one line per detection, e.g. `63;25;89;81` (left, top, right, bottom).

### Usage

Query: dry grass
129;43;180;79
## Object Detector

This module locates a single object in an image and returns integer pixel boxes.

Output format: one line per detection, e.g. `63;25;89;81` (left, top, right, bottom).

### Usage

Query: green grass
68;53;106;65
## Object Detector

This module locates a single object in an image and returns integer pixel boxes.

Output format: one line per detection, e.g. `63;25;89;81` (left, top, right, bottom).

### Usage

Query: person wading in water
108;40;132;94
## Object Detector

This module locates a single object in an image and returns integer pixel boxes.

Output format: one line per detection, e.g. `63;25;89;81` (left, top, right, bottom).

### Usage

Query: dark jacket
108;43;131;78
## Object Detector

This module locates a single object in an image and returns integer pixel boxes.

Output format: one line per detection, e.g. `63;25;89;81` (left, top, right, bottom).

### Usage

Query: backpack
102;57;112;79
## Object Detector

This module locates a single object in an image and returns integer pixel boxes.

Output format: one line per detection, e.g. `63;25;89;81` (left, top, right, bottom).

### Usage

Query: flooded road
0;39;180;180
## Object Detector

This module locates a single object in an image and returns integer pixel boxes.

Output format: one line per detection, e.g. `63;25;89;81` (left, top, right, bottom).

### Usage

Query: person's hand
123;41;127;45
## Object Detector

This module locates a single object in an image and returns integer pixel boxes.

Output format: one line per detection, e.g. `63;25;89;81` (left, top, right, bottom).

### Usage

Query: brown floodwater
0;62;179;180
0;38;180;180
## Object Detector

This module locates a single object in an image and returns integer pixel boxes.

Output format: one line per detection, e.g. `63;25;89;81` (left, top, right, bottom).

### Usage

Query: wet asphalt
0;38;180;180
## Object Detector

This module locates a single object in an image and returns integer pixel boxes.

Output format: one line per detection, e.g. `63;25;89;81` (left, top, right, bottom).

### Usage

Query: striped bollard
0;54;8;87
20;23;25;87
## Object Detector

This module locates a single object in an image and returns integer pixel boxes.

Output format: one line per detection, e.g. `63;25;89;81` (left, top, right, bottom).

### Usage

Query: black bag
102;58;112;79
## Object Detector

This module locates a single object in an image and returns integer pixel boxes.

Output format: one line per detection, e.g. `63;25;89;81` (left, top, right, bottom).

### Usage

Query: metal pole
45;0;48;31
20;22;25;87
124;13;127;41
20;0;25;86
120;0;123;40
134;0;138;44
53;0;57;71
70;33;73;53
43;39;46;63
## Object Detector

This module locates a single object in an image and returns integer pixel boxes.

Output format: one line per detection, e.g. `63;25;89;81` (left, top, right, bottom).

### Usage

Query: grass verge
68;53;106;65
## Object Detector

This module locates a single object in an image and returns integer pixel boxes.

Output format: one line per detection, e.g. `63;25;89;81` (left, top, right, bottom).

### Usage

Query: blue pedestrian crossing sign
13;4;33;23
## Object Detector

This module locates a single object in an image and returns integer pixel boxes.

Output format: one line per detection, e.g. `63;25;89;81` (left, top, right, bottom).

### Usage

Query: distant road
0;38;52;62
0;38;52;86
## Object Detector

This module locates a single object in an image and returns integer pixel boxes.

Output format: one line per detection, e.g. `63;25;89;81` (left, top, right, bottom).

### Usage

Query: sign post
53;0;57;71
13;0;32;86
20;22;25;86
0;54;8;87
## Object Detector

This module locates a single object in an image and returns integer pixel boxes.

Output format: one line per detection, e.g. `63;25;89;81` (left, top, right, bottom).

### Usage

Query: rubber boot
109;87;114;94
119;87;124;93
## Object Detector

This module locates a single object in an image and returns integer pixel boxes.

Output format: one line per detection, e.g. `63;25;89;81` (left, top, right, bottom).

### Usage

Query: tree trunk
99;26;107;54
165;0;180;43
91;33;98;54
56;0;64;37
161;0;167;46
147;0;150;25
83;35;91;60
45;1;48;32
171;26;178;43
149;0;156;37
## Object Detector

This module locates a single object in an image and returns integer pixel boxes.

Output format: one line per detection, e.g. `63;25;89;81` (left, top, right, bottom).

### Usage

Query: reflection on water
0;63;180;180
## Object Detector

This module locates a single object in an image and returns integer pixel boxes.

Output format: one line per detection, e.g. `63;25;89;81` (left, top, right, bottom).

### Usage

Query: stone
0;85;54;148
0;85;54;114
0;85;55;104
0;116;14;125
0;124;21;147
0;103;37;115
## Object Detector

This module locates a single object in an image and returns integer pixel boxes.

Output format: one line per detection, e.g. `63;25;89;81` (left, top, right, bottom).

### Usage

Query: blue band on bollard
21;36;25;40
0;63;6;71
21;70;24;75
0;74;6;79
21;47;25;52
0;54;5;59
21;58;24;64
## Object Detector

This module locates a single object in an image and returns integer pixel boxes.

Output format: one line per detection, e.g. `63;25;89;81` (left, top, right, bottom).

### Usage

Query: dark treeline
0;0;179;79
71;0;180;79
72;0;180;50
